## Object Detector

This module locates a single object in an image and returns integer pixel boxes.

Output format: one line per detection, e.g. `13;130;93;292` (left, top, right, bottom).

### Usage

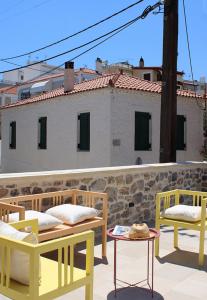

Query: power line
182;0;203;110
1;14;140;94
0;0;145;61
0;2;162;74
1;1;162;94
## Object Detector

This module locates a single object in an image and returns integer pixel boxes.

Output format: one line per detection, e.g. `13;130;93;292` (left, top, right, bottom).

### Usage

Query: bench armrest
0;202;25;222
156;190;180;217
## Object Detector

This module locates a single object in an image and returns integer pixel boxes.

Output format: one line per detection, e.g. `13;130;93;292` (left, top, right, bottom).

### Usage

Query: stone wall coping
0;161;206;184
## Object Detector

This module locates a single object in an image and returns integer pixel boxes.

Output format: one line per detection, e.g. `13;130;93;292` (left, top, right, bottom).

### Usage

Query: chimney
64;61;74;93
95;57;103;74
139;56;144;68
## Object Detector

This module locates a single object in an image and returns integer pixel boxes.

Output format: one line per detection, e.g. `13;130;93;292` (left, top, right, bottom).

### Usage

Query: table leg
147;240;149;285
152;239;154;298
114;239;117;297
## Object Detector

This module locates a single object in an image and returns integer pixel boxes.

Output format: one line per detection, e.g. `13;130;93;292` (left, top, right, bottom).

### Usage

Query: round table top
107;227;160;241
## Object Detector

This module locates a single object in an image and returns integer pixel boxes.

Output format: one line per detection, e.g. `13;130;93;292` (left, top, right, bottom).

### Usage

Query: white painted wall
3;62;63;84
110;89;203;165
0;93;17;106
1;89;112;172
1;87;203;173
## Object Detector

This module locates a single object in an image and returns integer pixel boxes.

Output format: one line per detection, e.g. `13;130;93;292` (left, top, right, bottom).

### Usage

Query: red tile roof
76;68;98;75
1;74;205;110
0;85;17;95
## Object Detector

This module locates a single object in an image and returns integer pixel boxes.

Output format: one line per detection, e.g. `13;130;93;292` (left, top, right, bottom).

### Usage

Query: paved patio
57;226;207;300
1;226;207;300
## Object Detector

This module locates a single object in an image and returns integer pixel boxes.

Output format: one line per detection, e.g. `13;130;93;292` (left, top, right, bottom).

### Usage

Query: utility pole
160;0;179;163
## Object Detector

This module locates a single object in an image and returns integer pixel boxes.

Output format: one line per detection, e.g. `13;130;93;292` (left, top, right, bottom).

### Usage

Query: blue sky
0;0;206;81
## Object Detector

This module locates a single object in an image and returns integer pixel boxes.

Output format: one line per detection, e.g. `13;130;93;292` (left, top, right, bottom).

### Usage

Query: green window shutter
176;115;186;150
135;112;151;151
38;117;47;149
10;121;16;149
78;112;90;151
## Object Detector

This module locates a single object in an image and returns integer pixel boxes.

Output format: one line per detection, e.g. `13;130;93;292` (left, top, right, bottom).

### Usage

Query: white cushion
46;204;98;225
9;210;63;231
162;204;204;222
0;221;38;285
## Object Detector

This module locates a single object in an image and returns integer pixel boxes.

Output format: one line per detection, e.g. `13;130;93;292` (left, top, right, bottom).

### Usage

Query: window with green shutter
135;112;151;151
78;112;90;151
176;115;186;150
9;121;16;149
38;117;47;149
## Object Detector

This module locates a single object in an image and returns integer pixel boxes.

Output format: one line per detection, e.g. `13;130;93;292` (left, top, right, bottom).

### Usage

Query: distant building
2;61;64;85
183;78;207;95
0;85;18;106
1;63;204;173
96;57;184;85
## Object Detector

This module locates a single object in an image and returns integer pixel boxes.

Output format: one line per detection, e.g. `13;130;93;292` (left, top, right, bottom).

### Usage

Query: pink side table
107;228;160;298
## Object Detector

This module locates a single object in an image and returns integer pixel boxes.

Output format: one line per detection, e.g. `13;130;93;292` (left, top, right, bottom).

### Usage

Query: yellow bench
0;219;94;300
155;189;207;266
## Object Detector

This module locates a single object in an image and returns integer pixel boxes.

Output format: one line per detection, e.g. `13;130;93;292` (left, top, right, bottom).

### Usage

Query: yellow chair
155;189;207;266
0;219;94;300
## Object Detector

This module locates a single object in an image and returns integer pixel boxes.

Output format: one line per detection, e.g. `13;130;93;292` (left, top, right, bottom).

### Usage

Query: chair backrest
0;219;94;300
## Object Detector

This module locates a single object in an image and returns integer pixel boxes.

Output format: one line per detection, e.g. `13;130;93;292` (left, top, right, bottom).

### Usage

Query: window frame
143;73;151;81
134;111;152;151
176;115;186;151
9;121;16;149
38;116;47;150
77;112;90;152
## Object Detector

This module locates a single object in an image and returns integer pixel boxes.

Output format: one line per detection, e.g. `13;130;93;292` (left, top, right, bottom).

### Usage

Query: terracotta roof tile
0;85;17;95
77;68;98;74
1;74;204;110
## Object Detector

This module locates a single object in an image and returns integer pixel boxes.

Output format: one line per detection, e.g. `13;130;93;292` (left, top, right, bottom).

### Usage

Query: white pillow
9;210;63;231
46;204;98;225
0;221;38;285
163;204;205;222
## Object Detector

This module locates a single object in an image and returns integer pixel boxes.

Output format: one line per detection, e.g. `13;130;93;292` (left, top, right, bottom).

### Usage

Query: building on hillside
96;57;184;86
183;77;207;96
1;63;205;173
9;67;100;101
0;86;18;106
0;85;18;139
2;61;64;85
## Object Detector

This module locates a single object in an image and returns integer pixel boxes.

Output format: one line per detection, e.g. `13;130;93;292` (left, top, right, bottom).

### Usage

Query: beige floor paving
1;226;207;300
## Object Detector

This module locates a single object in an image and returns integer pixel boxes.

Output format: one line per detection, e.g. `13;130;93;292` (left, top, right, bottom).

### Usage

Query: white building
16;68;100;101
0;85;18;106
1;68;204;173
2;61;64;85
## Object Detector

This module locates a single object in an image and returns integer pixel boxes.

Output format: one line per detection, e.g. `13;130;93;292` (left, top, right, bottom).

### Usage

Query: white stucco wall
1;87;204;173
1;89;112;172
110;89;203;165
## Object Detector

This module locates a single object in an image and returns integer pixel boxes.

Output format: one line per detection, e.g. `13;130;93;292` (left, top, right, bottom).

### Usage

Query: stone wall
0;162;207;227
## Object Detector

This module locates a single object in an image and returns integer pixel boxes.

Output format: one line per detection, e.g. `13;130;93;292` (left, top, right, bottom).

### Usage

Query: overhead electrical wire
0;1;162;75
182;0;203;110
1;1;162;94
0;0;145;61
